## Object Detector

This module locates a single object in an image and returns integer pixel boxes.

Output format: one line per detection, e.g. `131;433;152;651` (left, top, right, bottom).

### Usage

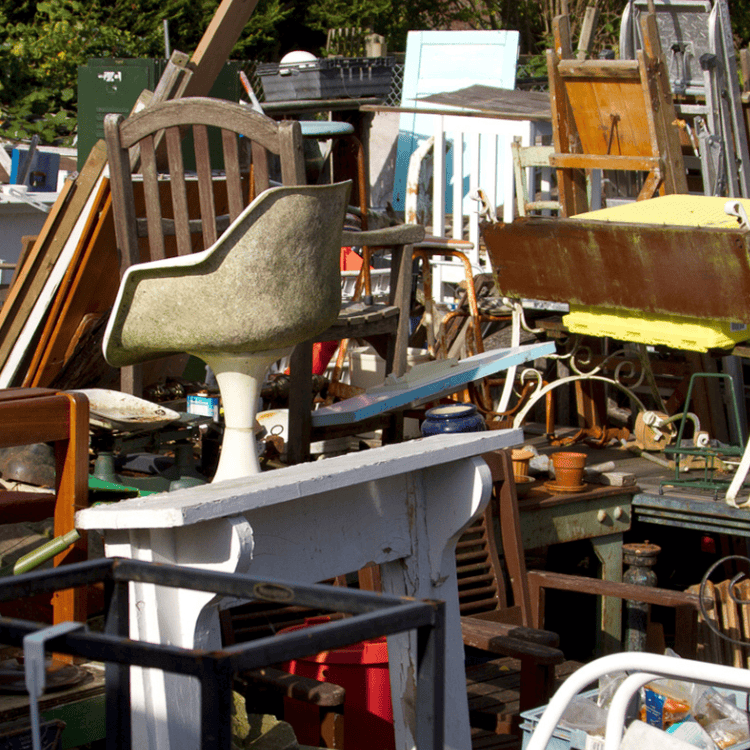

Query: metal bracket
24;621;85;750
0;186;51;213
724;199;750;230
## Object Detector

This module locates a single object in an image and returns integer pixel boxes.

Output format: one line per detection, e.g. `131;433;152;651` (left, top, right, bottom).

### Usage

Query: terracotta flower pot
551;451;586;488
511;448;535;480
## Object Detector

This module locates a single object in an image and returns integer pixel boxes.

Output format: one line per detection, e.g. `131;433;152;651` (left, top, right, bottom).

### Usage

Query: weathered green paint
42;693;106;749
519;495;631;549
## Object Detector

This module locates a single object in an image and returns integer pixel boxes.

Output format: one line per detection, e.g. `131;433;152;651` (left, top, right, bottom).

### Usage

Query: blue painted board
392;30;520;212
10;148;60;192
311;341;555;426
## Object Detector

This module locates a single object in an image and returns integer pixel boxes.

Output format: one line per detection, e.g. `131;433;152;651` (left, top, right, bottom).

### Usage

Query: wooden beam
640;13;688;194
548;15;589;217
576;6;600;61
550;153;661;171
183;0;261;97
557;59;640;79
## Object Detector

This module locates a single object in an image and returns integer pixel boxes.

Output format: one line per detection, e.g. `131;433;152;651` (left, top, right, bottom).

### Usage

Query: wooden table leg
592;532;624;655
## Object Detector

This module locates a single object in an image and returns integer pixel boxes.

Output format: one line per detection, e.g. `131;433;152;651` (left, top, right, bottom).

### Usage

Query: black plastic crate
257;57;394;101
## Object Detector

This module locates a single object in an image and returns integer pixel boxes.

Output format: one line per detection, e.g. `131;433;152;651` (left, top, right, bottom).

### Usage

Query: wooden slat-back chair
104;97;306;396
548;13;687;216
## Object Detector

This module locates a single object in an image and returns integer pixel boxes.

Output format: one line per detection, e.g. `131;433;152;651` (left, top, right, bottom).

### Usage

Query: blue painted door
392;30;520;212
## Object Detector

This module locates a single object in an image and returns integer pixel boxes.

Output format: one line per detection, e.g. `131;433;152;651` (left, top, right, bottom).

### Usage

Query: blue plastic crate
520;687;750;750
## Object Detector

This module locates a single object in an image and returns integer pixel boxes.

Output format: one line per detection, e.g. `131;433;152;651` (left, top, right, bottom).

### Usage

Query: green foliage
1;0;749;146
0;0;149;144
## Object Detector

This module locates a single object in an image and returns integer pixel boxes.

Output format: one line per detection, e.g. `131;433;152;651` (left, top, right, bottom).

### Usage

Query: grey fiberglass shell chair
103;182;351;481
104;97;309;399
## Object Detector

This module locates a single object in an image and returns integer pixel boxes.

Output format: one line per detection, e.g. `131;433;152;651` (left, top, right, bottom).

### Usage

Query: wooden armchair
487;447;705;653
105;96;308;400
285;217;425;465
0;388;89;633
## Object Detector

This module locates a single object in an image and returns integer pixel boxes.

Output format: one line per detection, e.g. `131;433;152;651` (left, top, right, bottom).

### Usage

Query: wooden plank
76;428;523;531
742;49;750;94
576;6;599;61
0;177;76;362
701;581;723;665
418;85;551;121
183;0;261;98
0;168;109;387
29;190;121;388
639;13;688;194
716;580;741;666
738;580;750;668
310;343;555;427
0;142;108;374
548;16;588;216
23;178;111;387
550;153;660;171
557;59;640;79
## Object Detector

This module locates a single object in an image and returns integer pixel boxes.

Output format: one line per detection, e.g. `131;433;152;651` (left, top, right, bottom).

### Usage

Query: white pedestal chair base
102;183;351;483
200;349;291;481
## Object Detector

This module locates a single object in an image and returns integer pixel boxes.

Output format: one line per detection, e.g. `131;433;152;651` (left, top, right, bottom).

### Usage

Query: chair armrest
460;616;565;665
464;611;560;647
239;666;345;707
526;569;708;630
414;235;474;251
342;224;425;247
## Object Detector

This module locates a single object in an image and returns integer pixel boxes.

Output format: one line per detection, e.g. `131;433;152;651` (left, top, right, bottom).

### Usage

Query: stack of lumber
0;142;119;390
0;0;264;392
684;579;750;668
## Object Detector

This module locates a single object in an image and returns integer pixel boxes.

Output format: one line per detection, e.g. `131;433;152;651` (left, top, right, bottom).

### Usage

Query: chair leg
518;657;556;713
52;392;90;640
202;350;291;482
288;340;314;465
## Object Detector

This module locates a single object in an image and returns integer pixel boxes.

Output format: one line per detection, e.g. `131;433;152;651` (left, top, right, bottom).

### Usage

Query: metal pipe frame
0;558;446;750
525;651;750;750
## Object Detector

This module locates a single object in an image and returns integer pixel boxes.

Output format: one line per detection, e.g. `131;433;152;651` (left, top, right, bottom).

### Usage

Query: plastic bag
640;680;692;729
597;672;627;709
558;696;608;738
667;717;718;750
693;688;750;749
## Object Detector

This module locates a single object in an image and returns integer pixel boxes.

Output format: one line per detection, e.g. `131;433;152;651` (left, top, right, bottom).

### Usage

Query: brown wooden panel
24;179;111;387
557;59;640;79
564;78;657;156
550;153;659;171
30;192;121;388
0;394;72;446
483;219;750;321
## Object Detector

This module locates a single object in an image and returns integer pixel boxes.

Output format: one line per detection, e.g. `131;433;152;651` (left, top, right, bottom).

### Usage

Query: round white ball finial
280;50;318;66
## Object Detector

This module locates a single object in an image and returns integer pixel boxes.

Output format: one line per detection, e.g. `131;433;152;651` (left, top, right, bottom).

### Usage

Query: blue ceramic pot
420;403;486;437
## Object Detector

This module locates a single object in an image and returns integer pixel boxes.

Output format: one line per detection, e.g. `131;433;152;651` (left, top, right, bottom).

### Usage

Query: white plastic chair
525;652;750;750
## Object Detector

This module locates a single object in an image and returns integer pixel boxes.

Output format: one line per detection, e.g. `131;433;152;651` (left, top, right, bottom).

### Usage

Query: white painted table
77;429;523;750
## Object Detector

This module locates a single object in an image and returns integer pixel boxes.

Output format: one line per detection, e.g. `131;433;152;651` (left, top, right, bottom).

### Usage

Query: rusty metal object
482;218;750;321
549;425;630;448
412;246;486;359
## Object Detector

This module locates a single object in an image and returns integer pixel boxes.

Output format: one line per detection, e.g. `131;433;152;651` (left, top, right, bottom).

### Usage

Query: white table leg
105;516;253;750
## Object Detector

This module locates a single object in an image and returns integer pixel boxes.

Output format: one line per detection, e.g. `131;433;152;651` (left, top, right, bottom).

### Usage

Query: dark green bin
76;58;240;170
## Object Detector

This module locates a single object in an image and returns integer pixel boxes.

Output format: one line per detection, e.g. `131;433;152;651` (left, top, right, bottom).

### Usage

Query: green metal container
76;58;241;170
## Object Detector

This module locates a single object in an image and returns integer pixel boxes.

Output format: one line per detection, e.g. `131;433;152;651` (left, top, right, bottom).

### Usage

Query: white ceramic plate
72;388;181;432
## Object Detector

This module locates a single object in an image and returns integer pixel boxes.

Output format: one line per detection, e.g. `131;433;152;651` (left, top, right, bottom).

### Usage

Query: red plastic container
279;616;395;750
